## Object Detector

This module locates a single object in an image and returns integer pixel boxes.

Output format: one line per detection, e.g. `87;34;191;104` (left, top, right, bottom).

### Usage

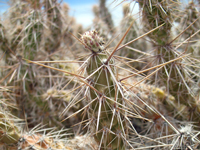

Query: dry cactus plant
0;0;200;149
138;0;200;124
119;2;147;70
99;0;115;34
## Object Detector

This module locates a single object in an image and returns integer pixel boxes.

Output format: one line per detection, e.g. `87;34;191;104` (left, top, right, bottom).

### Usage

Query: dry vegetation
0;0;200;149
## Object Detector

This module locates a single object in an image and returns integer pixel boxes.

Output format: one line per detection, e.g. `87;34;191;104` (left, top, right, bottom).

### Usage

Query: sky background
0;0;139;27
64;0;139;27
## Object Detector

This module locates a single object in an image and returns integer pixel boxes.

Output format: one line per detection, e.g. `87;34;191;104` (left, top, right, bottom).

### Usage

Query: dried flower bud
81;30;104;52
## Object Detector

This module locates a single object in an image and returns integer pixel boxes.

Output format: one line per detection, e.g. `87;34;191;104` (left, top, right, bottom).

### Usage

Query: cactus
0;21;8;55
0;0;200;149
99;0;115;34
119;3;147;69
23;10;43;60
179;1;200;41
92;5;113;43
0;111;20;145
79;30;127;149
138;0;199;122
44;0;62;53
138;0;173;45
0;89;95;149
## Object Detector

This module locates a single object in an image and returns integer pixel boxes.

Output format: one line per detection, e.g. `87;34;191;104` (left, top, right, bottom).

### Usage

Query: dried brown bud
81;30;104;52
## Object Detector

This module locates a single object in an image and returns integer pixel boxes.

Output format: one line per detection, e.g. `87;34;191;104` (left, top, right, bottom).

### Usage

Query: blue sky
66;0;98;27
0;0;9;14
0;0;139;27
66;0;139;27
0;0;98;27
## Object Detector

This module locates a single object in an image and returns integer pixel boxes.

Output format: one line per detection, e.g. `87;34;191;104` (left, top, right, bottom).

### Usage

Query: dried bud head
81;30;104;52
